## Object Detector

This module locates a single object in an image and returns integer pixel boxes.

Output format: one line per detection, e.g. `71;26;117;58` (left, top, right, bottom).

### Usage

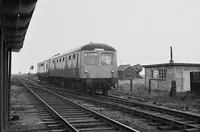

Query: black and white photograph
1;0;200;132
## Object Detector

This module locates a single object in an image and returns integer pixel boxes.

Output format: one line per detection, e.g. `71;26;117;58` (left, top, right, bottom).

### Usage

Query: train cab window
69;55;71;60
73;54;76;59
84;52;99;65
101;53;113;65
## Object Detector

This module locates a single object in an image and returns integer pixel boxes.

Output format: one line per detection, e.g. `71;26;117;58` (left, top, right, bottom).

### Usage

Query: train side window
63;57;64;61
69;55;71;60
73;54;75;59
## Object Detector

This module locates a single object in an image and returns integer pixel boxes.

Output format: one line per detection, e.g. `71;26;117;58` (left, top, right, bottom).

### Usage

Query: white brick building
143;63;200;92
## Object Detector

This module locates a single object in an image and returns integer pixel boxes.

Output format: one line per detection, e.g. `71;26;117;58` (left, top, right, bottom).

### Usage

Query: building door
176;69;183;92
190;72;200;95
183;69;190;92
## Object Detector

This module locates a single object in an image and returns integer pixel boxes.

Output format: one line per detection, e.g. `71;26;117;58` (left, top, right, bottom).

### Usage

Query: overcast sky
12;0;200;74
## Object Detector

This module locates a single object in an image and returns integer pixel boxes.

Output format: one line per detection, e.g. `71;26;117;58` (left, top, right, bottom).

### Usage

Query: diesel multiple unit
37;43;118;94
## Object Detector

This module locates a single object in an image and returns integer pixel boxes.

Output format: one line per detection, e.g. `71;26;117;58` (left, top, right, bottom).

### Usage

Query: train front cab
80;50;117;94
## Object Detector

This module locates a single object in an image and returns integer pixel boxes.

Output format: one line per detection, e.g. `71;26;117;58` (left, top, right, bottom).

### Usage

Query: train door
56;59;59;69
65;56;68;69
62;57;65;69
76;53;79;67
59;58;62;70
46;61;49;76
49;60;53;76
72;53;77;68
68;55;72;68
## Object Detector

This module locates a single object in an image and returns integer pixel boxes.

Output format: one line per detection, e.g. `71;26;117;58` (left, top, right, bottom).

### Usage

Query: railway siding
18;75;200;131
8;85;49;132
15;75;139;132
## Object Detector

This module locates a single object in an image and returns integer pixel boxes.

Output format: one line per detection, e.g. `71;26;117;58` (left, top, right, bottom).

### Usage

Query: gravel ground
110;79;200;113
72;99;161;132
8;85;48;131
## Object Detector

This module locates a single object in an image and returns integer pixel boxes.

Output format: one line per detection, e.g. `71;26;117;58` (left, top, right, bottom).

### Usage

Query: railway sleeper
64;117;95;121
58;111;84;114
60;113;87;116
51;129;68;132
39;113;51;116
148;122;161;126
77;126;115;131
43;118;56;121
184;128;200;132
47;123;64;129
157;125;175;131
72;122;108;128
42;121;60;125
41;115;54;119
69;119;100;124
62;115;92;118
55;108;80;111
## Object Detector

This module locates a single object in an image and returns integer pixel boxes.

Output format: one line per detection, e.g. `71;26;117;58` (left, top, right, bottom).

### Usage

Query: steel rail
16;76;139;132
93;93;200;121
63;93;200;131
22;76;200;131
39;86;200;131
14;76;79;132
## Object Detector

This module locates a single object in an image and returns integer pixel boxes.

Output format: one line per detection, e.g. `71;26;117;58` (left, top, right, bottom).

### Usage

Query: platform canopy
0;0;38;52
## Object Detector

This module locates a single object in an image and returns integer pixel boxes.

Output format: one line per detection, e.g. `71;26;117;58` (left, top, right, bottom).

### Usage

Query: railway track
23;76;200;132
87;94;200;131
55;92;200;131
14;76;139;132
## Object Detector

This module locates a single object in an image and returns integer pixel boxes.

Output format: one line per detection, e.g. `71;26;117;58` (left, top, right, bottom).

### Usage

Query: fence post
149;79;151;94
130;79;133;92
169;80;176;98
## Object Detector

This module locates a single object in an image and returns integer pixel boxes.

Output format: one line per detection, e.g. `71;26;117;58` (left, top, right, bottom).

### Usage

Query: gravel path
9;85;48;131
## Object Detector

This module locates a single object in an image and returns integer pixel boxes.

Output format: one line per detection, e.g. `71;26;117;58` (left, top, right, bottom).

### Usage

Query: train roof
38;43;116;64
80;43;116;51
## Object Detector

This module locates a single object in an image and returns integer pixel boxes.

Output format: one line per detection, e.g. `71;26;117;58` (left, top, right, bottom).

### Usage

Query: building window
151;69;159;79
73;54;76;59
69;55;71;60
159;69;167;79
151;70;153;78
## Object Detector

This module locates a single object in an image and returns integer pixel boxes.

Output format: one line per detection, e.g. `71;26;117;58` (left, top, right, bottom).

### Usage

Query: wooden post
170;80;176;98
117;79;119;88
0;28;4;132
149;79;151;94
130;79;133;92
